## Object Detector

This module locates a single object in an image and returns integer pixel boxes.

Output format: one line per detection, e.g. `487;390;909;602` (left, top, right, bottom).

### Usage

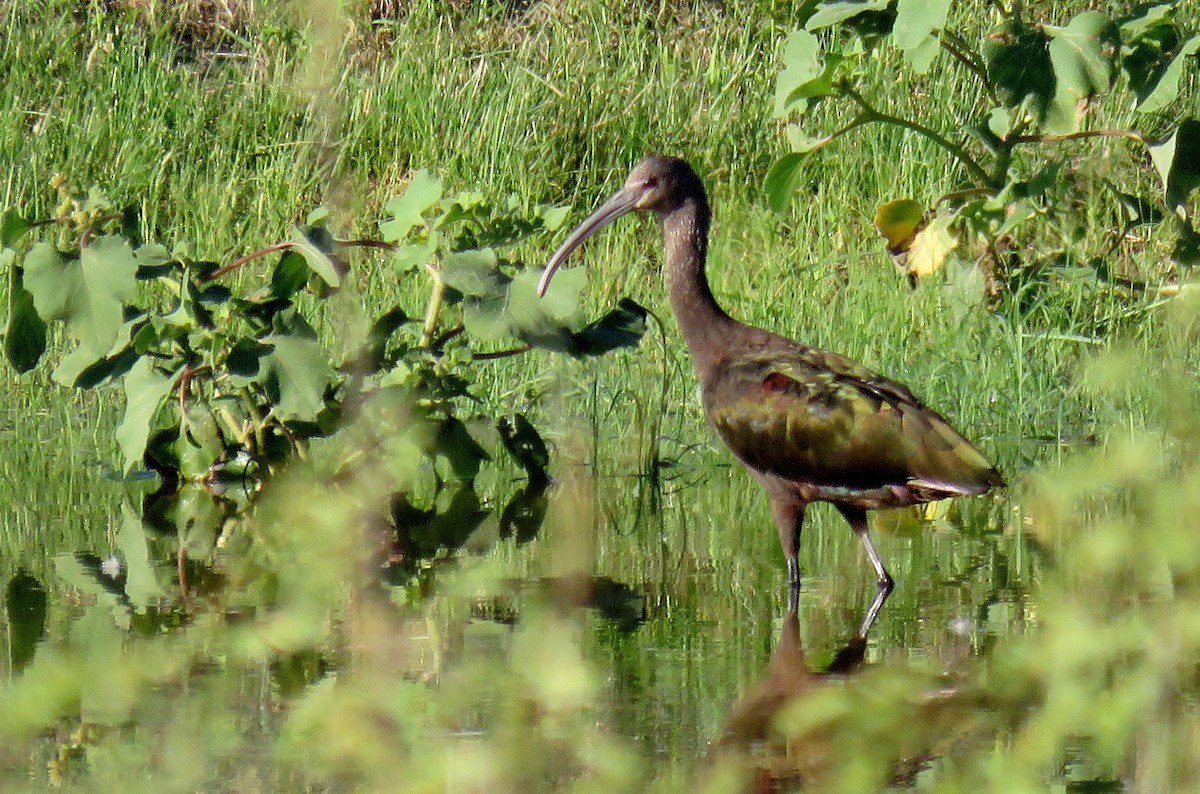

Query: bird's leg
835;505;894;591
835;505;894;637
856;586;889;640
769;499;806;588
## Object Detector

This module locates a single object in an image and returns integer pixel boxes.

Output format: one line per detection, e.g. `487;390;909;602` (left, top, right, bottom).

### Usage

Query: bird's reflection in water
704;589;984;793
705;590;865;792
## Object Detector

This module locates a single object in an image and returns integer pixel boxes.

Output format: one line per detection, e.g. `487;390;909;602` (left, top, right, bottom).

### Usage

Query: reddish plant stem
178;364;212;418
201;242;292;283
200;238;395;283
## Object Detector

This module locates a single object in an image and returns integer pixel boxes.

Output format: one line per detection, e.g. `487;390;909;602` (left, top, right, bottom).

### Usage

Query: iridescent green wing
703;348;1000;493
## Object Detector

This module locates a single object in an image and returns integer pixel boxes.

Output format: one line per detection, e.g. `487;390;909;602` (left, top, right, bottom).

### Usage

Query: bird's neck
661;196;738;376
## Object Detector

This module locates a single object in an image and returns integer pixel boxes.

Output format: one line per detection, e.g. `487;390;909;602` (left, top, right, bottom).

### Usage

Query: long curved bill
536;187;641;297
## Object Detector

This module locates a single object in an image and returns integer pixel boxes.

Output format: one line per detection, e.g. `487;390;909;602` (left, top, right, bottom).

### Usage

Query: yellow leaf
907;214;958;277
873;199;925;254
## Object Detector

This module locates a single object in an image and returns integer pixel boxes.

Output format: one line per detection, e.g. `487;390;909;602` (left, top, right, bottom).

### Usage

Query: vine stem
201;237;394;283
202;242;291;282
341;238;397;251
419;262;444;348
841;85;995;188
933;187;992;210
939;31;994;99
178;364;212;419
1007;129;1145;145
800;113;874;155
473;345;532;360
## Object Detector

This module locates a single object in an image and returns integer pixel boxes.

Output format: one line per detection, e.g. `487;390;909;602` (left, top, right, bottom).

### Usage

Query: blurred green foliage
1;0;1200;791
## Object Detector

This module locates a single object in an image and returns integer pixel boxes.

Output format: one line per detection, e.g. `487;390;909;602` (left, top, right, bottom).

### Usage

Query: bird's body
538;156;1003;634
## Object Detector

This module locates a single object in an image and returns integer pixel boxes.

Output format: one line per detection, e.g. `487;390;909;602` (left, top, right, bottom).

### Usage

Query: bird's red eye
642;177;658;190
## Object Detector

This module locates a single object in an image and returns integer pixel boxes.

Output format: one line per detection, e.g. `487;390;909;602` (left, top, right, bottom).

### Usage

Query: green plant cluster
770;0;1200;295
1;175;646;487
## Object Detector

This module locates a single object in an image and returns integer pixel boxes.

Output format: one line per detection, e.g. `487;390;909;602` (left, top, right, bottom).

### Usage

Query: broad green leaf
133;243;172;279
775;30;823;115
380;170;443;242
1120;5;1181;102
73;345;139;389
23;245;76;323
1045;12;1119;133
131;321;161;355
68;314;148;388
944;261;987;313
893;0;948;49
784;125;833;154
986;19;1055;121
24;236;137;358
1016;162;1064;202
392;240;436;274
571;297;648;356
115;357;176;474
806;0;889;31
53;345;101;386
765;153;809;214
907;214;958;277
894;0;949;72
773;30;846;117
368;306;410;338
994;200;1040;237
1;209;31;248
539;204;571;232
445;189;487;218
1136;34;1200;113
902;35;939;73
4;253;46;373
513;266;584;323
179;402;225;479
987;107;1012;139
1149;119;1200;216
262;335;333;421
346;306;410;372
271;250;310;299
291;224;342;288
1118;2;1174;42
442;248;506;297
226;338;272;383
501;269;582;351
462;293;512;342
874;199;925;253
434;417;491;482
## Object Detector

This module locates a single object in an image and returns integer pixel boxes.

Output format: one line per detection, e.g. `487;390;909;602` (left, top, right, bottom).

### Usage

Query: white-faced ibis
538;156;1004;634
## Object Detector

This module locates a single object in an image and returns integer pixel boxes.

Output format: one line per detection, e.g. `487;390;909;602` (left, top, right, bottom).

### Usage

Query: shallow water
0;388;1034;789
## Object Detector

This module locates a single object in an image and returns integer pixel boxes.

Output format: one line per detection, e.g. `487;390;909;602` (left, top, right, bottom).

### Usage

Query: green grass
2;0;1200;791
